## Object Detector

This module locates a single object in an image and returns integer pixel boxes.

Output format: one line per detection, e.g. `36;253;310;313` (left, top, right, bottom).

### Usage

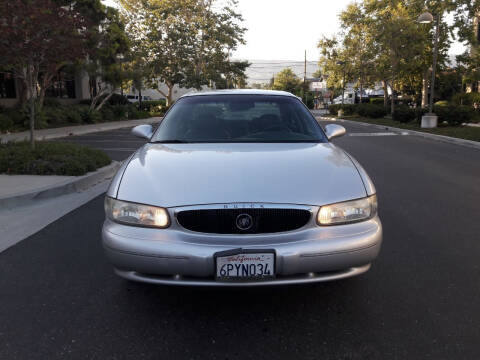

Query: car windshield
151;94;327;143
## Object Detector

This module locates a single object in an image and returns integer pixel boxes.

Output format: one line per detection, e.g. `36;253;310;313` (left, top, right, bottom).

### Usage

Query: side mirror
325;124;346;140
131;124;153;140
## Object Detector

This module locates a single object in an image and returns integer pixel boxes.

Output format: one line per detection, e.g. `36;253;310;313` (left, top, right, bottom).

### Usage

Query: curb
0;161;121;209
0;117;161;144
317;116;480;150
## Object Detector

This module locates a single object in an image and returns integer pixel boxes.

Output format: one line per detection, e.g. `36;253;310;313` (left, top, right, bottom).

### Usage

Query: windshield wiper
152;140;189;143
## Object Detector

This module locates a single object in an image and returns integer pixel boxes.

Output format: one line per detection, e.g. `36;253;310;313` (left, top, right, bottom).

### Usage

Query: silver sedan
102;90;382;286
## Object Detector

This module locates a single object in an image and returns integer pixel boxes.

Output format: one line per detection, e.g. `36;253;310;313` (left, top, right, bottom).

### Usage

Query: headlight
104;197;170;228
317;194;377;225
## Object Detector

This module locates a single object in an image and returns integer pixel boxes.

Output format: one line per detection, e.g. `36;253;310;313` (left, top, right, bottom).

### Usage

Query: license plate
215;249;275;281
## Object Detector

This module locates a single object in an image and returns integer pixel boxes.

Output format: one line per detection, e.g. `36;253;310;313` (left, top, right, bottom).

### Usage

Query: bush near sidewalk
0;142;111;176
329;102;479;125
0;95;165;134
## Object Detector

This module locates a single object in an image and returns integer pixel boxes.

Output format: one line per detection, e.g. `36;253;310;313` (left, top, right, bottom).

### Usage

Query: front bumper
102;214;382;286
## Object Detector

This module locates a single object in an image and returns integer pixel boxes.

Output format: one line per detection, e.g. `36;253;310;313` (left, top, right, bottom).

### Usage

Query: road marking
97;147;138;152
62;139;143;143
348;132;409;137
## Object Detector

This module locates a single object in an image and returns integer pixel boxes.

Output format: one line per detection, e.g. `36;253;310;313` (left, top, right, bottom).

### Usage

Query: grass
0;142;111;176
322;114;480;142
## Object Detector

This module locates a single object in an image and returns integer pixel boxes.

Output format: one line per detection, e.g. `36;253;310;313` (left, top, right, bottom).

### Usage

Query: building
0;69;90;108
0;68;213;108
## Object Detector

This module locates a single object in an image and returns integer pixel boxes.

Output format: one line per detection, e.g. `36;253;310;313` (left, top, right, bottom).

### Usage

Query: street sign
310;82;323;90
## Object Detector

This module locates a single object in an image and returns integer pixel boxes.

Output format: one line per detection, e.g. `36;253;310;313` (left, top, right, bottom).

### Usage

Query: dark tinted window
152;95;326;143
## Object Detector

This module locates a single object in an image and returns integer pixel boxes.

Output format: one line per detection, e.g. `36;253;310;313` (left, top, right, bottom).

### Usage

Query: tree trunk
359;80;363;104
421;69;428;108
95;91;114;111
18;78;28;106
27;63;36;150
37;71;55;112
390;77;395;116
139;88;142;108
383;80;388;108
166;83;173;107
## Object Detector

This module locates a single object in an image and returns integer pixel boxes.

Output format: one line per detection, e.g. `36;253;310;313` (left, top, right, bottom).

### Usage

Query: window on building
0;72;16;98
44;69;76;99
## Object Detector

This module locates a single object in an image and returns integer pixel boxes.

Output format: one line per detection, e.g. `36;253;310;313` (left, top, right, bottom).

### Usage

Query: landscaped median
0;142;111;176
325;103;480;143
0;141;120;210
0;95;166;134
321;114;480;143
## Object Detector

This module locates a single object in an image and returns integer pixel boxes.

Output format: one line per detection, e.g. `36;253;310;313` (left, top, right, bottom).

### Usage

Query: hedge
356;104;388;118
0;142;111;176
0;101;163;133
434;105;475;126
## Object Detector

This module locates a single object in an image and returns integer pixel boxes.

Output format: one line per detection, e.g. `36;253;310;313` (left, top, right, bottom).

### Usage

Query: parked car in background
126;94;153;103
102;90;382;286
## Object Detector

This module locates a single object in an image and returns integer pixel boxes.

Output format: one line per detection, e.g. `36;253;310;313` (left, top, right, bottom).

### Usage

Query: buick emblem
236;213;253;231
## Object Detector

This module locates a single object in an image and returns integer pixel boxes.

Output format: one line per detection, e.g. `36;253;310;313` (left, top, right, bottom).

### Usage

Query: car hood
115;143;367;207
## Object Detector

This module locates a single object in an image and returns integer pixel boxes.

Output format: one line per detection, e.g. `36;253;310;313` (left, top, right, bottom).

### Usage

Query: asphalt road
1;121;479;359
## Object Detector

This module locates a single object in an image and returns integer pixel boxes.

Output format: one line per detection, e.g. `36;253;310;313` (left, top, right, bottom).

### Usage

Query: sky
103;0;467;63
231;0;466;61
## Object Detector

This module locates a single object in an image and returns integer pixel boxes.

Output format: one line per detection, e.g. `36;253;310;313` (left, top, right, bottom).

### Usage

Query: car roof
179;89;297;98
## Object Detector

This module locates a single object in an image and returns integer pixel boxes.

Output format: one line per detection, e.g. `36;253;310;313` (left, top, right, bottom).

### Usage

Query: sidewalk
0;117;162;143
0;161;121;209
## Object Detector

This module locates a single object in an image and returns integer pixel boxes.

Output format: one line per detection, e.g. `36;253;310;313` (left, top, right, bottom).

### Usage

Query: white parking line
97;148;138;152
348;132;409;136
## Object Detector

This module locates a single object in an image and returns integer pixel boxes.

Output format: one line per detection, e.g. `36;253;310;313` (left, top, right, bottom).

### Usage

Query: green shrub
137;100;166;113
434;100;449;107
0;113;13;132
112;105;127;119
65;108;82;124
33;111;48;129
79;109;102;124
3;107;27;126
126;105;149;119
42;107;68;125
79;99;92;105
392;106;416;123
433;105;474;126
415;108;428;123
370;97;385;105
451;92;480;106
100;106;115;121
42;98;61;107
328;104;341;115
341;104;356;115
357;104;387;118
107;93;129;106
0;142;111;176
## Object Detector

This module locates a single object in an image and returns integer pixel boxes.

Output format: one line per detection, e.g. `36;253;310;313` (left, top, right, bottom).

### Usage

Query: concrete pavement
0;175;73;198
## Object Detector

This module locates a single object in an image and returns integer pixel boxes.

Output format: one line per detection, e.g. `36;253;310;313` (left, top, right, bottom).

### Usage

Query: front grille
176;208;311;234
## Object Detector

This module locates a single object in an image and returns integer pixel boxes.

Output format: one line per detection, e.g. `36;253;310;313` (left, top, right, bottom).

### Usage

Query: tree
84;6;131;111
119;0;247;106
0;0;89;149
339;2;376;103
319;0;453;113
272;68;302;94
452;0;480;92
